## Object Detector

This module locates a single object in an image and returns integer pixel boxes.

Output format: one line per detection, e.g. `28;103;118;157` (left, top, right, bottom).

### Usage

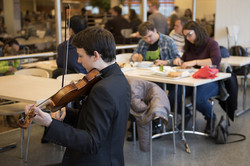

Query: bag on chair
229;45;249;75
214;115;246;144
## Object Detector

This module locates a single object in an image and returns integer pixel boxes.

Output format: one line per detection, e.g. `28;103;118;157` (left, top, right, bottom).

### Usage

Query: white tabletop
21;60;57;77
124;68;231;87
0;75;61;104
222;56;250;67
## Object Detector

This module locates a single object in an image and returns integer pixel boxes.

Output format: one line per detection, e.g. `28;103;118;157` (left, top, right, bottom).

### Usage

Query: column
3;0;21;36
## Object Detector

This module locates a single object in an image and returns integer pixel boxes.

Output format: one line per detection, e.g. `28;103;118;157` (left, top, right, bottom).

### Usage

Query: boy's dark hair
182;21;208;51
4;47;18;56
4;38;19;46
69;15;88;34
112;6;122;15
71;27;116;63
138;21;155;36
3;38;19;50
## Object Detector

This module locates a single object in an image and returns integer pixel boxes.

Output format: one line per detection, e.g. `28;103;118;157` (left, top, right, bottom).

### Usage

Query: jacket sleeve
0;61;10;74
12;60;20;69
209;40;221;67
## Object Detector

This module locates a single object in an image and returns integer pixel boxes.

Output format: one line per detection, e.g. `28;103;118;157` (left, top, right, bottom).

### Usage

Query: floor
0;84;250;166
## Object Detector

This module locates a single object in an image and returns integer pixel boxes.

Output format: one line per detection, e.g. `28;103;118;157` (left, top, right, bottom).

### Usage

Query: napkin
192;65;219;79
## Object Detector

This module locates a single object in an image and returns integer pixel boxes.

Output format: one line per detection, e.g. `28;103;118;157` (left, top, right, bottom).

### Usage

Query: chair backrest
226;25;240;49
121;29;133;38
15;68;49;78
56;73;85;85
229;45;248;57
116;53;132;64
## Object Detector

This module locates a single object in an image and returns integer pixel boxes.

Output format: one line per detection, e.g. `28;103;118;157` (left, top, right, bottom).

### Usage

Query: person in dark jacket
105;6;130;44
25;27;131;166
56;15;88;76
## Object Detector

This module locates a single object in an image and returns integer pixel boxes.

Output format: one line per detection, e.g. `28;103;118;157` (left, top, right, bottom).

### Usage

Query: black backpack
229;45;249;75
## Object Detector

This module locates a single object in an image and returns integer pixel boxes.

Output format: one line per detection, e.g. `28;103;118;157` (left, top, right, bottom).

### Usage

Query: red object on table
192;65;219;79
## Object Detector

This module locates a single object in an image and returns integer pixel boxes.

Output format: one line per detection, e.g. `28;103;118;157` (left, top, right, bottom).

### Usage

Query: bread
168;71;183;77
137;54;143;62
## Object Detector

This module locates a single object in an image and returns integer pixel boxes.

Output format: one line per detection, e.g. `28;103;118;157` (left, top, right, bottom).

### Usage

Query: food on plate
137;54;143;62
168;71;183;77
159;65;164;71
175;66;192;69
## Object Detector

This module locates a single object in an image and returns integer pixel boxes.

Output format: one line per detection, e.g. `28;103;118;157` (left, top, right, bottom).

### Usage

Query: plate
172;66;195;72
133;61;154;68
150;66;175;76
140;71;191;79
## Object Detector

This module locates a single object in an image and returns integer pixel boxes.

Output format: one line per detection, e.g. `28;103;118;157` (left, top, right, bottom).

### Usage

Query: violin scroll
18;107;36;129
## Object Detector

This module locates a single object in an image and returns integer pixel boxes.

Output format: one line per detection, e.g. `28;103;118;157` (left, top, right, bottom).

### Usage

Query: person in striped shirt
169;17;188;54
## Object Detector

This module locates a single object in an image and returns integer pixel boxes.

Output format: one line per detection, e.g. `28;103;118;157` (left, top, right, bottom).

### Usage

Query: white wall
175;0;216;20
174;0;193;17
215;0;250;48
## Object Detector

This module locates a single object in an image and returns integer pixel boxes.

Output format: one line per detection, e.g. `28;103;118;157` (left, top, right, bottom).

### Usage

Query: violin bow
62;4;71;87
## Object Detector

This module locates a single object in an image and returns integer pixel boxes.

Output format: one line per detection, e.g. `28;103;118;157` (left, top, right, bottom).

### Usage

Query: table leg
181;86;191;153
236;66;250;116
192;87;197;132
174;85;178;130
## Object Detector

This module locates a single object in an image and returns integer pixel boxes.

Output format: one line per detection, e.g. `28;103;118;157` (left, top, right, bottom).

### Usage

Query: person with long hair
183;8;192;21
170;21;221;134
128;9;142;33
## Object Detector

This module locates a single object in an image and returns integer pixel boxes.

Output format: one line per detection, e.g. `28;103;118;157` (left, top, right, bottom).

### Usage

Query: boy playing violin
25;27;131;166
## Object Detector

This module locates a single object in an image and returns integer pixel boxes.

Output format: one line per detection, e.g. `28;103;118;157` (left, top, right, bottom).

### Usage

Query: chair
2;68;49;161
56;73;85;86
121;28;133;39
44;36;55;50
209;62;237;134
15;68;49;78
0;102;29;160
226;25;240;49
121;28;133;44
127;77;176;166
130;114;175;166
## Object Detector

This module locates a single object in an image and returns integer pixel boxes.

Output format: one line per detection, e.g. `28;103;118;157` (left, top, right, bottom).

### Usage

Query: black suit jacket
44;63;131;166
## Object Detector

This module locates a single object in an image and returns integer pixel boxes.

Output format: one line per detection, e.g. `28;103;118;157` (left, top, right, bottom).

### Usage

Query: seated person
0;39;20;75
55;15;88;78
169;21;221;135
104;6;130;44
131;21;179;66
169;17;188;53
2;38;20;53
23;18;37;40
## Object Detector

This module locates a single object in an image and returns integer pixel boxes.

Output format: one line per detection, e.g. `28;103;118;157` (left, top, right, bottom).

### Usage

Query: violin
18;68;102;129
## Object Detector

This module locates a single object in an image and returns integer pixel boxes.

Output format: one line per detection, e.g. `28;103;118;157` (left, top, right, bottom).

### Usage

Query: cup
209;65;217;69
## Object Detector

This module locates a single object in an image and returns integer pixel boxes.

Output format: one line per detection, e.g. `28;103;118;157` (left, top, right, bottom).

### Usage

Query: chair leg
169;114;176;154
25;123;32;162
20;128;24;159
133;121;136;145
210;99;215;135
150;121;153;166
